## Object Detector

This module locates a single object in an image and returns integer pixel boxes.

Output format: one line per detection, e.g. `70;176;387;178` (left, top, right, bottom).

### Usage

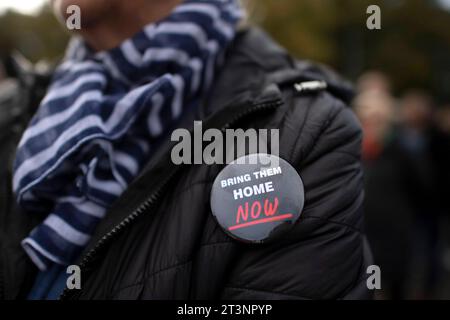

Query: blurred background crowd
1;0;449;299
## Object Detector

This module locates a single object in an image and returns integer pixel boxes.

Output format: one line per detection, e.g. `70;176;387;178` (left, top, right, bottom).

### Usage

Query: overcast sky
0;0;47;15
1;0;450;15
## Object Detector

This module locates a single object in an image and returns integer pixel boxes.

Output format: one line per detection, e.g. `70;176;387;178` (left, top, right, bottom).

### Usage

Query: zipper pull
294;80;328;94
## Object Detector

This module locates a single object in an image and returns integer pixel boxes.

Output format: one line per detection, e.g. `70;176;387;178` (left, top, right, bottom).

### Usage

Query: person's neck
80;1;181;52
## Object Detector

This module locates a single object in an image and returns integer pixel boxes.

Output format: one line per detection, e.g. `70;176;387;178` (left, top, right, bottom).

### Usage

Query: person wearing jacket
0;0;372;300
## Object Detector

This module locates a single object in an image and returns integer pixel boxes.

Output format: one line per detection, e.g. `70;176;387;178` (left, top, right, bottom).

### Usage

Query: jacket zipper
59;98;283;300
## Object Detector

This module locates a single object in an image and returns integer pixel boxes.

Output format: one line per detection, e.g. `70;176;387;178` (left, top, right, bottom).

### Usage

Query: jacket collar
76;28;289;261
200;27;292;118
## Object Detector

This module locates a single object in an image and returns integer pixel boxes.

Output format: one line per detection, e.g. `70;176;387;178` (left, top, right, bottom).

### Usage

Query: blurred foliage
257;0;450;102
1;0;450;101
0;5;69;63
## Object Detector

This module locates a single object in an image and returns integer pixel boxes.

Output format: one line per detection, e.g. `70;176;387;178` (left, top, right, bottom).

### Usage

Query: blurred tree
258;0;450;101
0;5;69;63
1;0;449;100
250;0;338;64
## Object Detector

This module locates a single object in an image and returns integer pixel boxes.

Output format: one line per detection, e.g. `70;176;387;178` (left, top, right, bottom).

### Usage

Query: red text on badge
228;197;293;231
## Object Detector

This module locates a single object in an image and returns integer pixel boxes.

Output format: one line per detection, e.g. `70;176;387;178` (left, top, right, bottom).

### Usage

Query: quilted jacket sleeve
222;90;370;300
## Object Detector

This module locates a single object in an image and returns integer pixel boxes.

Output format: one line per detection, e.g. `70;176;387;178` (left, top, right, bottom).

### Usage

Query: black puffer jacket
0;28;372;300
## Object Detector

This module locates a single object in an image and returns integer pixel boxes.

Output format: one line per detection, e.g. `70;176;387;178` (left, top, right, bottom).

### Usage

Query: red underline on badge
228;214;293;231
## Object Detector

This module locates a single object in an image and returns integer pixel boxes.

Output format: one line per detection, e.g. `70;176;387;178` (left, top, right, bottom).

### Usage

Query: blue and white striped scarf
13;0;243;271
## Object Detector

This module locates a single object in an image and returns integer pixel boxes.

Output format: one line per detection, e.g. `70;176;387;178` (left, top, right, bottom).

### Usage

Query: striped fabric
13;0;244;271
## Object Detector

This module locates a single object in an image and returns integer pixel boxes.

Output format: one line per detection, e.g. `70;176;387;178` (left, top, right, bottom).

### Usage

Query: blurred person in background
434;106;450;281
398;92;449;299
354;72;415;299
354;71;396;162
356;71;392;97
0;60;5;83
357;82;450;299
435;105;450;134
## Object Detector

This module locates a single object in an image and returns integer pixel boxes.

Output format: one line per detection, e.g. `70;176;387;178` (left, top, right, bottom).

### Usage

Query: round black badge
210;154;304;243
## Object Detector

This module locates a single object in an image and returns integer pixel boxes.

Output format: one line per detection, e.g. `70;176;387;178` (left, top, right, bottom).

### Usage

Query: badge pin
210;154;304;243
